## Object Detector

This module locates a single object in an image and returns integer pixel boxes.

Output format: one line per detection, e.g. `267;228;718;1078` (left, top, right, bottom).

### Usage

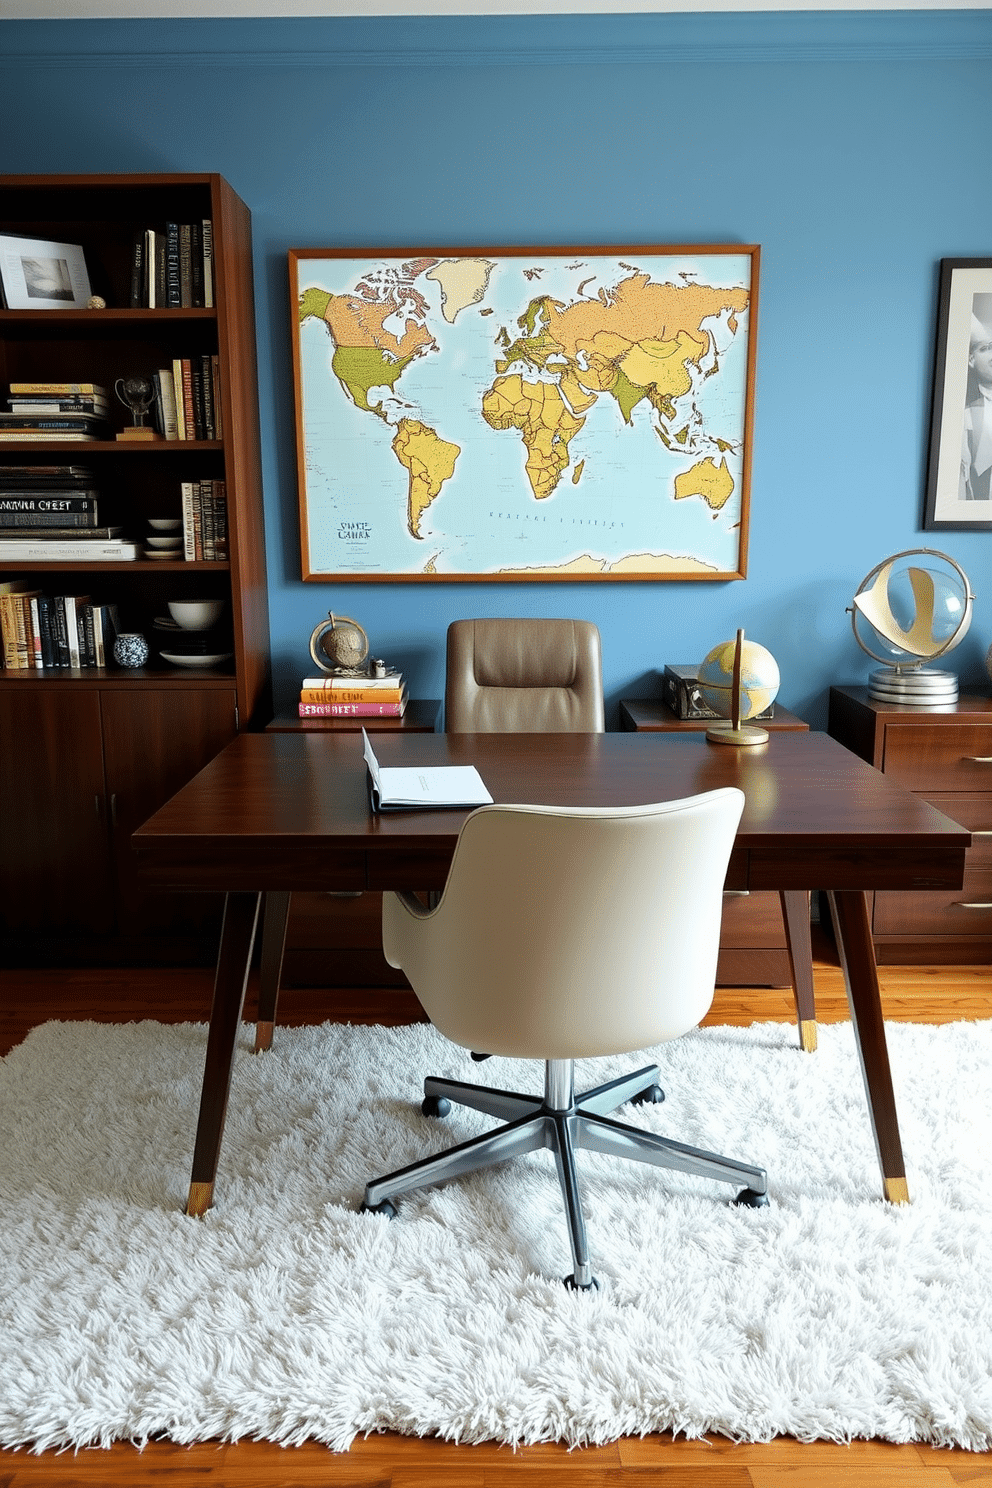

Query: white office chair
360;788;769;1290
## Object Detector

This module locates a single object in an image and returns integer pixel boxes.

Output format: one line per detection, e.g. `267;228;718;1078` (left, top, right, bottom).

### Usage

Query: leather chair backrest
445;618;604;733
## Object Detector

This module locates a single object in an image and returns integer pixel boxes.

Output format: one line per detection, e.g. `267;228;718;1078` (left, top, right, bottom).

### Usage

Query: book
0;539;139;560
300;699;407;718
36;594;56;667
0;525;122;539
0;587;39;669
8;399;110;414
165;221;182;307
8;384;108;397
362;730;492;812
62;594;89;666
153;369;179;440
300;684;406;705
201;218;214;308
0;416;107;432
0;496;100;521
300;672;403;690
0;431;101;442
129;227;145;308
0;464;96;484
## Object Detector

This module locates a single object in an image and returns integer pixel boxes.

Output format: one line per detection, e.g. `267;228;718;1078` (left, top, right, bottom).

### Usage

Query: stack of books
151;357;222;442
0;579;120;670
0;462;136;560
0;382;110;442
298;671;408;718
130;220;214;309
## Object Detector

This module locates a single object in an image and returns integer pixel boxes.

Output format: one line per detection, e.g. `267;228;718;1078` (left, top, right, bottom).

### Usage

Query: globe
698;630;780;746
308;612;370;675
849;549;973;704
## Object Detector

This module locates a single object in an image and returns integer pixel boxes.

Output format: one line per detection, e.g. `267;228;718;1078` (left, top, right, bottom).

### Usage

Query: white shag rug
1;1016;990;1454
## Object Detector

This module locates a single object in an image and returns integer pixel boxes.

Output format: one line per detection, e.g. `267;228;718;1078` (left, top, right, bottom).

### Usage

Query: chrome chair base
361;1059;769;1290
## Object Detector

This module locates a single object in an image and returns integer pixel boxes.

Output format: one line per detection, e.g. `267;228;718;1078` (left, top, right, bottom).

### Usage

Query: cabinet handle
110;793;117;828
951;901;992;910
94;794;102;817
723;889;750;898
971;829;992;837
963;755;992;763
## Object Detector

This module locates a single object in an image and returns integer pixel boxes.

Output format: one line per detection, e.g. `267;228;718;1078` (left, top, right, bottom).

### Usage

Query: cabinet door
0;689;114;934
99;688;237;934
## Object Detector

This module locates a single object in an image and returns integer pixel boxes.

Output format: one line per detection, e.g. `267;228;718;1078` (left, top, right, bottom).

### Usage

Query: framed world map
289;244;759;582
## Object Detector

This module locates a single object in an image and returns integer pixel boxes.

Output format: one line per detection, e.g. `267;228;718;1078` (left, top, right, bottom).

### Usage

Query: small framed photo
0;232;92;310
924;258;992;530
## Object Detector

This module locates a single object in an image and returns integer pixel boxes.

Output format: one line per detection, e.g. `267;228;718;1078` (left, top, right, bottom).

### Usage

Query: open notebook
362;729;493;812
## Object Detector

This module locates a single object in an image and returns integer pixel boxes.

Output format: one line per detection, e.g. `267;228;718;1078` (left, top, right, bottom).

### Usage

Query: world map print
290;247;758;580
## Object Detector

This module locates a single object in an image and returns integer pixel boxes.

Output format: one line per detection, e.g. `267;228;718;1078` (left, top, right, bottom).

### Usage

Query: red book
299;700;406;718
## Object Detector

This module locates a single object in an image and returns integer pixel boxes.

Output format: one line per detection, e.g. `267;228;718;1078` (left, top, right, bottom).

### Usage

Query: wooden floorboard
1;939;989;1485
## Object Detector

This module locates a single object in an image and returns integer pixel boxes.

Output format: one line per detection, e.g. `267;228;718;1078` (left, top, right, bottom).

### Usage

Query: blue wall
4;11;991;726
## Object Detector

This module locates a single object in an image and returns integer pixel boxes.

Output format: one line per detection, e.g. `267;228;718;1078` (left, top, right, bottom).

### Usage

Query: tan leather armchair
444;618;605;733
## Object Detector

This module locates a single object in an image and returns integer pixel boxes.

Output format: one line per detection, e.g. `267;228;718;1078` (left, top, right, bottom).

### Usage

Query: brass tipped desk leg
780;890;817;1053
185;891;261;1217
253;891;291;1054
827;889;910;1204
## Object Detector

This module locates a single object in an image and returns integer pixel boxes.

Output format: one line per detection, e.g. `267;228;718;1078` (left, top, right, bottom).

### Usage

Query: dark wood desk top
133;730;969;897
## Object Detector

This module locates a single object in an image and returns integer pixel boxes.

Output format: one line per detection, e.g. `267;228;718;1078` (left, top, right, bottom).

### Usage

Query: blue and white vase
113;632;150;668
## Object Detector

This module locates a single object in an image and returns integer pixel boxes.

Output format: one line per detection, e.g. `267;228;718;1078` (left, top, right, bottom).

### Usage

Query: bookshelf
0;173;271;960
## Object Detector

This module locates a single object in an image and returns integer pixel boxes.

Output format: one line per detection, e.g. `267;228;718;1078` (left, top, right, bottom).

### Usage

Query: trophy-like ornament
115;375;161;441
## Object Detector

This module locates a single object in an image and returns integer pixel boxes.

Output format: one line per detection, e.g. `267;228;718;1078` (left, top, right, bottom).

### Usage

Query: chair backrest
382;789;745;1060
445;618;604;733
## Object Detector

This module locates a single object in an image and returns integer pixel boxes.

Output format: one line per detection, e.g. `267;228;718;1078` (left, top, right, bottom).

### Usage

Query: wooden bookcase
0;174;270;962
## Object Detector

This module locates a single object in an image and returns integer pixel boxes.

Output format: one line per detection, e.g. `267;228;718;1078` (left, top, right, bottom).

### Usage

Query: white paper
362;729;493;811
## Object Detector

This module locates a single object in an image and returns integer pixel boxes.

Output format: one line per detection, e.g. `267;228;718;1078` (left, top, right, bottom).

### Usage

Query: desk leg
186;890;261;1218
254;891;291;1053
780;890;817;1052
826;890;909;1204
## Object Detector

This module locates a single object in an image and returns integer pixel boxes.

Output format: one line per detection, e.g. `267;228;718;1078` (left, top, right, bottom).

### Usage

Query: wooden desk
258;702;440;1010
132;730;970;1216
621;699;812;1008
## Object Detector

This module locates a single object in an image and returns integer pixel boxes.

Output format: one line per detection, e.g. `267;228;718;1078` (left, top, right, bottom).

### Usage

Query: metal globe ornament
308;612;370;675
848;549;974;705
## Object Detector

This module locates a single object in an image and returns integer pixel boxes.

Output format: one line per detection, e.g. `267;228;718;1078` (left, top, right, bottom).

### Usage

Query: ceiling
6;0;991;16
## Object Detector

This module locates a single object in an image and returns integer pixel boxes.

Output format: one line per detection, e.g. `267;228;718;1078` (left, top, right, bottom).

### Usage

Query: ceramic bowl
146;534;184;549
148;518;182;532
167;598;225;630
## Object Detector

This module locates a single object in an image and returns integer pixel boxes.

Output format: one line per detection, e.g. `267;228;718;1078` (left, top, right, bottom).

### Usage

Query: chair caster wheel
421;1094;451;1118
733;1187;770;1209
564;1273;600;1292
359;1198;397;1219
631;1083;665;1106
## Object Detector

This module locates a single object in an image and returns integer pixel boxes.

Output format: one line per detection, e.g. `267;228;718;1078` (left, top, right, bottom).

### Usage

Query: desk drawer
882;725;992;791
873;831;992;935
720;890;787;947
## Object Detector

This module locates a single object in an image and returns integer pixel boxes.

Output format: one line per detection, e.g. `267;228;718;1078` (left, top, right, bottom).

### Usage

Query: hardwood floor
1;935;989;1487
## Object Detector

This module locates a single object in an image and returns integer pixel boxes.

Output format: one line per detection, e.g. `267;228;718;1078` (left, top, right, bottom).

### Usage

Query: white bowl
148;518;182;532
167;599;225;630
146;534;184;549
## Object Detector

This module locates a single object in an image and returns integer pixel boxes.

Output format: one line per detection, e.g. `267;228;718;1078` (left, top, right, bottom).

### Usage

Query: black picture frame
924;258;992;531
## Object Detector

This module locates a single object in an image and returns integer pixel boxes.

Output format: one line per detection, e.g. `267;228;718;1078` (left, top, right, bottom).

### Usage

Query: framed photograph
289;243;759;581
924;258;992;530
0;233;92;311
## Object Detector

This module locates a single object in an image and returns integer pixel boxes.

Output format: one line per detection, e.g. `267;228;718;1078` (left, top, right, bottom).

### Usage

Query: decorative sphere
698;637;780;722
851;549;972;669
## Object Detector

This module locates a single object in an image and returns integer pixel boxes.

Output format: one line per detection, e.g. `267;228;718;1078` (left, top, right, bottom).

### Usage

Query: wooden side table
620;698;817;1050
254;702;441;1046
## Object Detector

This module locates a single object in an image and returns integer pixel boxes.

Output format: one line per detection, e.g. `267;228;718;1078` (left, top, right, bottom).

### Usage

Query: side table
620;698;817;1051
254;702;441;1048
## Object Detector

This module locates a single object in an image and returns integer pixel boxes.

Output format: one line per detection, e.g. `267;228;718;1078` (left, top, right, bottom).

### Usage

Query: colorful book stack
151;357;222;442
0;463;137;561
130;219;214;309
298;671;408;718
0;382;110;442
0;578;120;670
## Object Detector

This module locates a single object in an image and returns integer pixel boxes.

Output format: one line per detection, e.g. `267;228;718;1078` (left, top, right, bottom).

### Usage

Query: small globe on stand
308;613;370;675
848;549;974;705
698;630;780;746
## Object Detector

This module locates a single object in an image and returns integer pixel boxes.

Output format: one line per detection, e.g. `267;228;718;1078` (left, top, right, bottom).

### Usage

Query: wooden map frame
290;244;759;582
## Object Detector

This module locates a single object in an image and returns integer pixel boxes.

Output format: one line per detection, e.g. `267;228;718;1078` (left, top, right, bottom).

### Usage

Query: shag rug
1;1016;990;1454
